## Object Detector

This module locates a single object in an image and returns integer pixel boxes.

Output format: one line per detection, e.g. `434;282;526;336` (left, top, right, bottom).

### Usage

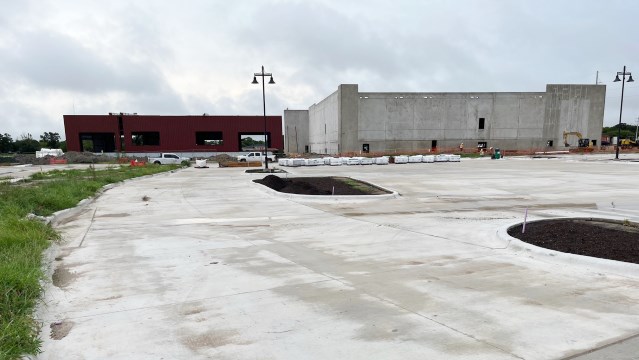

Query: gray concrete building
284;84;606;154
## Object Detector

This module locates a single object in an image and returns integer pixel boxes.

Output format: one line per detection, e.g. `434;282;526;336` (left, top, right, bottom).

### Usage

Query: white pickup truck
237;152;276;162
148;153;190;165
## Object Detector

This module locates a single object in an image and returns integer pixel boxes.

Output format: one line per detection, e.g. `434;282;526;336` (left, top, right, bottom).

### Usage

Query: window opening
131;132;160;146
196;131;223;145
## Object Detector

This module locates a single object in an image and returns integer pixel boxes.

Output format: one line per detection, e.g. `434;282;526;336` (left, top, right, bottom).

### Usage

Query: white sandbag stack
375;156;389;165
394;155;409;164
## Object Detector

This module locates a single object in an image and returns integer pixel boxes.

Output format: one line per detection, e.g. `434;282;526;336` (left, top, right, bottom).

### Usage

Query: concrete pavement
36;155;639;359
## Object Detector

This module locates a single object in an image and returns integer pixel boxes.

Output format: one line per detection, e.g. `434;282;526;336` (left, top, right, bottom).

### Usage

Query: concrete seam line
559;331;639;359
289;197;499;250
49;167;184;226
78;207;98;248
329;275;526;360
58;278;337;321
259;238;525;359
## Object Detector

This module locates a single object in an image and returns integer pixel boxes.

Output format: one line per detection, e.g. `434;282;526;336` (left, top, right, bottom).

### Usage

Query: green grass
336;177;388;194
0;164;180;359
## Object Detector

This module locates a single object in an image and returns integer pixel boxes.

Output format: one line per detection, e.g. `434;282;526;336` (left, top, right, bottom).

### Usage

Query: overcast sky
1;0;638;140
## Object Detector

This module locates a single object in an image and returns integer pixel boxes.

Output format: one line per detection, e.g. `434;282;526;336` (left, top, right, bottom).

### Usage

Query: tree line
602;123;639;140
0;132;66;153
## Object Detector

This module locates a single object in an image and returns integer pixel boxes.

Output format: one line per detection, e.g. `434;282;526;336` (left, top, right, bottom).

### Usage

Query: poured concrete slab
37;155;639;359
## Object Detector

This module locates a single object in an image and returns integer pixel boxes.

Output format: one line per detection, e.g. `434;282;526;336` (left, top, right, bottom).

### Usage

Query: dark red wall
63;114;283;152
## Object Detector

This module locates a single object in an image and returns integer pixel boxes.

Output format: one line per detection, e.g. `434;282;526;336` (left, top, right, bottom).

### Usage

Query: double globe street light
613;66;634;160
252;66;275;170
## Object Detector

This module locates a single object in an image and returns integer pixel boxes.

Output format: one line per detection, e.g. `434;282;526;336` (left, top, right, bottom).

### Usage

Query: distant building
63;114;283;154
284;84;606;154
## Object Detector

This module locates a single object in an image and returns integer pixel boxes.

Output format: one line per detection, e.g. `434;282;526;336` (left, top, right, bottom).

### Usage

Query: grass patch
336;177;388;194
460;153;482;158
0;164;180;359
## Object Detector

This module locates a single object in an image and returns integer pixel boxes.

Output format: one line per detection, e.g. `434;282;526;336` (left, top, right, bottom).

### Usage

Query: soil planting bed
255;175;390;196
508;218;639;264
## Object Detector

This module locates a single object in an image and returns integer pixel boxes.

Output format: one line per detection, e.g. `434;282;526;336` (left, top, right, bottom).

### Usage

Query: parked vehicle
148;153;190;165
236;152;276;162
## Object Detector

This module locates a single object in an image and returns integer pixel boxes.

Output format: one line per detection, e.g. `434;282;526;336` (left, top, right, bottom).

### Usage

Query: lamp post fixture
252;66;275;170
613;66;634;160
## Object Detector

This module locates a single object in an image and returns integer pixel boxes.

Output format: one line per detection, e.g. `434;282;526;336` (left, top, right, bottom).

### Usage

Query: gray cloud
1;31;166;93
1;0;638;138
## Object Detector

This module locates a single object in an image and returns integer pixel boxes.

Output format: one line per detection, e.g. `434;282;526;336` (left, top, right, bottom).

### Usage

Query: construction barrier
49;158;68;165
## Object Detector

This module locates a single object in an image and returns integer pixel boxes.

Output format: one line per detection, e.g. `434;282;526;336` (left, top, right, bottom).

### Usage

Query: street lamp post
613;66;634;160
252;66;275;170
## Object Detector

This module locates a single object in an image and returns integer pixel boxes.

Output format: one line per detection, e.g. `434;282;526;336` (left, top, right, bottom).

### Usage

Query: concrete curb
48;168;182;227
498;217;639;278
250;176;400;203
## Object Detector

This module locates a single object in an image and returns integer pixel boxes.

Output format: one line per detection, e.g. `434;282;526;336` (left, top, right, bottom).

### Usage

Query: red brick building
63;113;283;153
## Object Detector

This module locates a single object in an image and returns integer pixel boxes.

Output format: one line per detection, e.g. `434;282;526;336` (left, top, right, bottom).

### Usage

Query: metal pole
261;65;268;170
616;65;626;160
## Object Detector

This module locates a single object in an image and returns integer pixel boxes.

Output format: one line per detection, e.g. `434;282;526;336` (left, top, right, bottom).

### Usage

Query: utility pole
251;66;275;170
613;66;634;160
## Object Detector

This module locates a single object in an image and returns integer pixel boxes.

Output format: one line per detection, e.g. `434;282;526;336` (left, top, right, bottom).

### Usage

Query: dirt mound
14;154;45;165
255;176;389;196
508;218;639;264
286;180;330;195
0;155;17;164
63;152;114;164
256;175;288;191
208;154;235;163
12;152;116;165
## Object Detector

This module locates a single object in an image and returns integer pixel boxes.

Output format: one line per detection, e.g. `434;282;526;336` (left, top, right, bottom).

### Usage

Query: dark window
79;133;116;152
547;140;554;147
432;140;438;149
305;145;309;153
478;141;487;149
131;132;160;146
196;131;223;146
479;118;485;130
591;140;597;146
362;144;370;153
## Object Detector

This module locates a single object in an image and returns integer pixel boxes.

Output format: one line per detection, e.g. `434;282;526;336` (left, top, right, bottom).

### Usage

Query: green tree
40;132;61;148
14;133;41;153
603;123;638;140
0;133;14;153
241;136;265;149
59;140;67;152
82;140;94;152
